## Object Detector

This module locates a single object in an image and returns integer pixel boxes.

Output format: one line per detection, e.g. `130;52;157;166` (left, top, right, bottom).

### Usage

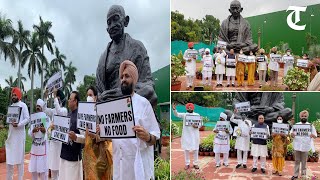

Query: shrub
283;67;310;90
154;157;170;180
172;170;205;180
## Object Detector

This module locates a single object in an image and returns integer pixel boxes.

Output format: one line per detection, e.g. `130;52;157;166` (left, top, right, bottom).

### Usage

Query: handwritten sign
30;112;49;130
235;101;251;112
6;106;22;124
96;96;136;139
272;123;289;135
283;56;294;64
51;115;70;143
296;59;309;68
292;124;312;137
226;58;236;66
77;102;97;133
217;40;227;49
46;71;63;94
185;115;202;126
215;121;230;131
270;54;282;62
214;133;229;145
238;54;247;62
251;127;268;139
246;55;256;63
257;55;266;62
187;49;198;58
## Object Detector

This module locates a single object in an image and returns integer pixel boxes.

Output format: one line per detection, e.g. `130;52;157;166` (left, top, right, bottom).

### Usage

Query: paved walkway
175;62;287;91
171;131;320;180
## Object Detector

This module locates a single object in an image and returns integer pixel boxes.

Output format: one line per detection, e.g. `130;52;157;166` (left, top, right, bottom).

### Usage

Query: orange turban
119;60;139;86
11;87;22;100
185;103;194;110
188;42;194;48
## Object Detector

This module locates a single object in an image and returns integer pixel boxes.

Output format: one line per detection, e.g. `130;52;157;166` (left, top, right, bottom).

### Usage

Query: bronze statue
96;5;157;107
218;0;258;54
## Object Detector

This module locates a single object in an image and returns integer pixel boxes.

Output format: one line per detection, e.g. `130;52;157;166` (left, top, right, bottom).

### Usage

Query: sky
0;0;170;91
171;0;320;21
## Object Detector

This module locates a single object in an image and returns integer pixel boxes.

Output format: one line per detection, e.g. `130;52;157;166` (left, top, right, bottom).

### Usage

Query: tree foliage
76;74;96;101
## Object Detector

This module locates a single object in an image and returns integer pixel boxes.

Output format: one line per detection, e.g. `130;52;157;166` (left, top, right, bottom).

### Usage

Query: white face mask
287;52;291;55
240;51;243;54
277;120;283;123
87;96;95;102
250;53;253;56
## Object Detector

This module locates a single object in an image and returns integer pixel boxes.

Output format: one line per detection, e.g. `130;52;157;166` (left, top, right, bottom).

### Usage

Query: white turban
205;48;210;53
220;112;227;120
36;99;45;109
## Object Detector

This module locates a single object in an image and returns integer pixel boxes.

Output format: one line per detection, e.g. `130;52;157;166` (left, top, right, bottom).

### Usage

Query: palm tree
50;46;66;72
0;13;17;65
14;76;27;92
13;20;30;89
64;61;77;98
21;33;45;114
5;76;15;88
33;16;55;99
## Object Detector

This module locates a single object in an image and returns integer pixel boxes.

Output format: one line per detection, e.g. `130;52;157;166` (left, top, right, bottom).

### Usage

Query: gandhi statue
218;0;258;54
96;5;157;107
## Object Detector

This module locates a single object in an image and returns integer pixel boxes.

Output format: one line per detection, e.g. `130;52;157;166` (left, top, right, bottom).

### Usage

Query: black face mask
206;52;209;55
121;82;133;95
187;110;193;113
260;53;264;55
301;118;307;123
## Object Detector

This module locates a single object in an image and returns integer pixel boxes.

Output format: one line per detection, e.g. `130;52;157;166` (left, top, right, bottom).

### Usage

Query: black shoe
243;164;247;169
236;164;241;169
232;84;235;87
261;168;266;174
291;176;298;180
227;84;230;87
251;168;257;172
259;85;262;88
216;84;219;87
220;84;224;87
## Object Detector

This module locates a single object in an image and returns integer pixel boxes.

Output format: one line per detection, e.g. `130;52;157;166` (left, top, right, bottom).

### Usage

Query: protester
257;48;268;88
214;47;226;87
236;49;245;87
184;42;197;89
201;48;214;86
268;47;280;86
226;49;236;87
247;51;256;86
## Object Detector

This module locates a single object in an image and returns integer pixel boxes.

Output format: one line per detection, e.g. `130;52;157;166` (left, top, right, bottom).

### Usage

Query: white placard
96;96;136;139
292;124;312;137
270;54;282;62
283;56;294;64
296;59;309;68
51;115;70;143
246;55;256;63
185;115;202;126
235;101;251;112
30;112;49;156
215;121;230;131
251;127;268;139
226;58;236;66
257;55;266;62
272;123;289;135
46;71;63;94
214;133;229;145
77;102;97;133
30;112;49;130
6;106;22;123
233;126;240;136
187;49;198;58
217;40;227;49
238;54;247;62
198;48;205;55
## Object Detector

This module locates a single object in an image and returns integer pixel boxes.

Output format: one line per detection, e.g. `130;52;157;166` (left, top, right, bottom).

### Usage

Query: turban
36;99;45;109
188;42;194;48
259;48;265;54
119;60;139;86
205;48;210;53
220;112;227;120
11;87;22;100
185;103;194;110
107;5;125;20
299;110;309;118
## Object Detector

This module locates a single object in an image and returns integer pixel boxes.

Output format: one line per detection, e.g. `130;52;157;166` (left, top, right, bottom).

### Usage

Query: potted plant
199;116;209;131
199;144;205;156
160;119;170;147
286;143;294;161
308;150;314;162
196;67;202;80
171;55;186;91
283;67;310;91
312;118;320;136
267;139;273;160
171;122;180;138
0;127;8;163
229;138;236;158
313;151;319;162
154;157;170;180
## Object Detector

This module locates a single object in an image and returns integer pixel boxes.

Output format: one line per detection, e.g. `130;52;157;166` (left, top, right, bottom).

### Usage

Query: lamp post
292;93;297;124
310;13;314;35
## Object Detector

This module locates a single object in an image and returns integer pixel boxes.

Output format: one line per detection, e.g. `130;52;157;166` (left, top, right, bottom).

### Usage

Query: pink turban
185;103;194;110
119;60;139;86
11;87;22;100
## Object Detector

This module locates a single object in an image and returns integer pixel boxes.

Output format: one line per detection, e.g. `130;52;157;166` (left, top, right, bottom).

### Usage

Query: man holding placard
290;110;317;180
226;49;236;87
257;48;268;88
28;99;50;179
282;49;294;77
247;51;256;86
268;47;280;87
236;49;246;87
214;47;226;87
183;42;198;89
201;48;214;86
213;113;233;167
6;87;30;180
271;115;290;176
251;114;270;174
230;109;252;169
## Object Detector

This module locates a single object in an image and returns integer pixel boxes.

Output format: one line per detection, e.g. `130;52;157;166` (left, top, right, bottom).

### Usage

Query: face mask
240;51;243;54
87;96;95;102
287;52;291;55
250;53;253;56
187;110;193;113
301;118;307;123
260;53;264;55
277;120;283;123
206;52;209;55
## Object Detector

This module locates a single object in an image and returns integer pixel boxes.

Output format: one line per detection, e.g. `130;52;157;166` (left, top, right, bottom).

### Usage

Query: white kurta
214;51;226;74
226;68;236;77
112;93;160;180
201;54;214;78
258;55;268;71
230;115;252;151
268;53;279;71
290;122;317;152
283;55;294;76
43;97;68;170
213;122;233;154
184;49;197;76
173;110;200;151
6;101;30;165
59;158;83;180
250;124;270;157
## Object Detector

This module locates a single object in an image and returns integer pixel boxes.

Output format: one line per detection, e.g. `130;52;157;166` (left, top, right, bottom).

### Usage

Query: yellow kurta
247;63;256;86
83;133;113;180
272;135;289;173
236;62;245;86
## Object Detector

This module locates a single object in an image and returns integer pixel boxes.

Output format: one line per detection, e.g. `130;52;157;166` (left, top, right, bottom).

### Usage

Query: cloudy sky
0;0;170;91
172;0;320;21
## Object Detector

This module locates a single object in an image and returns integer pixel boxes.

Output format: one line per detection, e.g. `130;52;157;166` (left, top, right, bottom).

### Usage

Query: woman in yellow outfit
83;86;113;180
271;115;290;176
247;51;256;86
236;49;246;86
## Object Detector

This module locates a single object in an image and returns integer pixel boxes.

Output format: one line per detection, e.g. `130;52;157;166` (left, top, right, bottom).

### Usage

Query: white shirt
268;53;280;71
230;114;252;151
258;55;268;71
6;101;30;165
112;93;160;180
213;121;233;153
290;122;317;152
214;51;226;74
184;49;197;76
202;54;214;71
